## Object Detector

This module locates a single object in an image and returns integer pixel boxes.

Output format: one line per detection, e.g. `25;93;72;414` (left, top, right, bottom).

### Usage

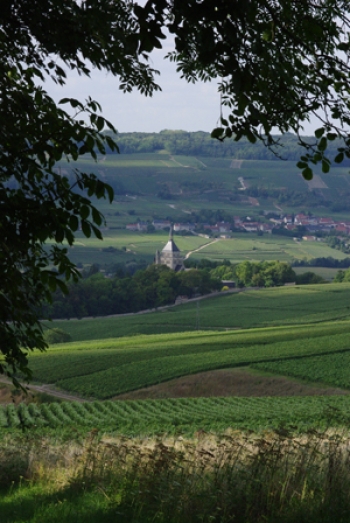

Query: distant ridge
103;131;348;164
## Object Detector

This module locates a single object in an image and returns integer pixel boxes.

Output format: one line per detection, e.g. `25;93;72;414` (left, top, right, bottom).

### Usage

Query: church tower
155;225;184;271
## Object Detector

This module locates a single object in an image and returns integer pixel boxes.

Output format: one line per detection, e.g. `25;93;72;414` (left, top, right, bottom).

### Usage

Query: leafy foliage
159;0;350;177
0;0;163;378
235;260;296;287
41;266;221;319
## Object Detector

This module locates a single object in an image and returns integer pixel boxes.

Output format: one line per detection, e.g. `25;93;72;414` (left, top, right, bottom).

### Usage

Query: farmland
253;351;350;389
23;319;350;399
2;396;350;434
47;283;350;340
64;230;350;267
53;152;350;269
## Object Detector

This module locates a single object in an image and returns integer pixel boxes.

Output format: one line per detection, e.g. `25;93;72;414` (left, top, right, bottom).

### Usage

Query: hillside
47;283;350;340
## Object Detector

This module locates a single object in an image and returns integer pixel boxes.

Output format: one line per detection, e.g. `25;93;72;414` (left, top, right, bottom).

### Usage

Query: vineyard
253;351;350;389
2;396;350;434
48;283;350;341
28;321;350;398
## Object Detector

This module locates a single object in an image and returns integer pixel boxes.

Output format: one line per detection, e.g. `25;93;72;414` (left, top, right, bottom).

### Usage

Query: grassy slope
32;320;350;398
46;283;350;341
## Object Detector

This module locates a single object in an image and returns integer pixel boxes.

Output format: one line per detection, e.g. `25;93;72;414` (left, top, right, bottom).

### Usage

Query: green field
28;320;350;398
2;396;350;434
253;352;350;389
63;231;350;267
2;284;350;436
47;283;350;340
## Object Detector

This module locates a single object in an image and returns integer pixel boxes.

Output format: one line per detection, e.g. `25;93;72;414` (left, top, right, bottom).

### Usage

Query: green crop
28;321;350;398
2;397;350;435
253;351;350;389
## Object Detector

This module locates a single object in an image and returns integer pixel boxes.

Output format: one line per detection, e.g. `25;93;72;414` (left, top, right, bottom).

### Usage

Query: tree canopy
0;0;162;381
2;0;350;380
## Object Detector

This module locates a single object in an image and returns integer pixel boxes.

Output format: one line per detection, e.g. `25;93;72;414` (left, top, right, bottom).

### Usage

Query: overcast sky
46;39;317;136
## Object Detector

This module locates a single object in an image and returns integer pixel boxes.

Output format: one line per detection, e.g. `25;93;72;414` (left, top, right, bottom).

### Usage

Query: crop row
27;322;350;399
253;351;350;389
54;334;350;398
2;397;350;434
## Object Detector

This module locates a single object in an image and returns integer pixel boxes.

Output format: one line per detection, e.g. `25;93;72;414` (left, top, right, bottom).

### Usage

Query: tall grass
2;429;350;522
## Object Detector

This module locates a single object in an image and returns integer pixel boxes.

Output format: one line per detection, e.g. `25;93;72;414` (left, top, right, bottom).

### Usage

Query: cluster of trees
184;258;236;281
334;269;350;283
234;261;296;288
233;260;326;287
292;257;350;269
43;265;221;319
44;258;329;321
325;237;350;255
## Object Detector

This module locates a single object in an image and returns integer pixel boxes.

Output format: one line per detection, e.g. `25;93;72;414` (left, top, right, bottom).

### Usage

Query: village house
173;222;196;232
152;219;171;230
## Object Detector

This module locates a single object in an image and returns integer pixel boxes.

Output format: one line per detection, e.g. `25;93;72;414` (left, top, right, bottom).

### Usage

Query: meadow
3;429;350;523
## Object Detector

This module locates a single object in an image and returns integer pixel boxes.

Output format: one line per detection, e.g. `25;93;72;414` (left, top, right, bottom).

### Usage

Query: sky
46;41;223;134
45;37;317;136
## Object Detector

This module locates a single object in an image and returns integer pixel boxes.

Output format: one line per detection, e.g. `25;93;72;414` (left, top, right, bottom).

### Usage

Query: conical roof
162;239;180;252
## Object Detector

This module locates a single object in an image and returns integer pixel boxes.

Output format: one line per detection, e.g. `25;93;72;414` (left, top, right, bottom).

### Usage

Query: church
154;226;184;272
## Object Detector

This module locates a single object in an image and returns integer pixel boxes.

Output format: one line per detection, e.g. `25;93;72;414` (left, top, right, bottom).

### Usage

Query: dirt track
0;377;87;403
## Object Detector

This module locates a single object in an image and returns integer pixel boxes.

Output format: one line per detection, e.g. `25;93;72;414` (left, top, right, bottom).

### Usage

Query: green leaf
322;159;330;173
95;180;105;199
334;152;345;164
91;224;103;240
55;228;64;243
314;128;324;139
81;220;91;238
80;205;90;220
69;215;79;231
296;161;307;169
318;137;328;152
92;206;102;225
302;167;313;180
211;128;225;139
327;133;337;141
105;184;114;203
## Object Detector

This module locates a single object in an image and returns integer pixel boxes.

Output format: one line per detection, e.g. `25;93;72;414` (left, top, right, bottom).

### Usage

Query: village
125;212;350;241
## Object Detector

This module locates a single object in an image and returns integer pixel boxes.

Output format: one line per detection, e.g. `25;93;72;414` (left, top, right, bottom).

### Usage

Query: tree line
42;265;221;319
105;131;350;163
42;258;329;320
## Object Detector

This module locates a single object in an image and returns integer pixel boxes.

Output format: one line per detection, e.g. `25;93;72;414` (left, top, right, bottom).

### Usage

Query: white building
154;226;184;271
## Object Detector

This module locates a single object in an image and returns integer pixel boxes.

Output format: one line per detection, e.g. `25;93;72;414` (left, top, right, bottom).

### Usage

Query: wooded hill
106;130;350;164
